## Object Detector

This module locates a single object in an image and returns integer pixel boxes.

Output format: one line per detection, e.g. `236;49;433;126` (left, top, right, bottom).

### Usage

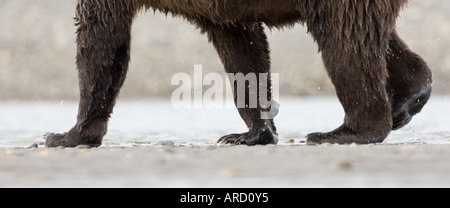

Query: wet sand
0;97;449;187
1;144;450;188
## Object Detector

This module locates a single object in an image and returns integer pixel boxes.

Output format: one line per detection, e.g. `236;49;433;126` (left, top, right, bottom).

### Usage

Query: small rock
28;143;39;149
332;158;352;171
133;141;152;146
39;150;50;156
155;140;175;147
285;139;295;144
220;167;241;178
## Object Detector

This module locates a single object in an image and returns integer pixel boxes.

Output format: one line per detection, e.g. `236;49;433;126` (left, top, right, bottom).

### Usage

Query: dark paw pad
392;86;432;130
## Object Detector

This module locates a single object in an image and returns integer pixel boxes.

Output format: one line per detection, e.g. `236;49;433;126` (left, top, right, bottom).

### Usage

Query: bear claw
218;125;278;146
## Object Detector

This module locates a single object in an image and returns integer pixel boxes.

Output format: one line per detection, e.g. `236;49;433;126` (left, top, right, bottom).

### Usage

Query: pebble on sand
332;158;352;171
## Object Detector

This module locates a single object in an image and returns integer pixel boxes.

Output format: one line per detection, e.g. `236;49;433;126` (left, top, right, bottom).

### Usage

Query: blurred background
0;0;449;100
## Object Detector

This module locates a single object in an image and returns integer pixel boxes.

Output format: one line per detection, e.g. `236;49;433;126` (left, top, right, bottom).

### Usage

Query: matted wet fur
45;0;432;147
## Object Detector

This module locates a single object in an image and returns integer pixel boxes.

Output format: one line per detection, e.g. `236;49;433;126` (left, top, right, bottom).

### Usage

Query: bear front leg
45;1;136;147
200;22;278;145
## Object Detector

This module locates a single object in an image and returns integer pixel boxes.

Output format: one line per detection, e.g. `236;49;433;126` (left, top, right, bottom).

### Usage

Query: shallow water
0;96;449;148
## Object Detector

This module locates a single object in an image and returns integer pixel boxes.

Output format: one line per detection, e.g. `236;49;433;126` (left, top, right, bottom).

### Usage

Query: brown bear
44;0;432;147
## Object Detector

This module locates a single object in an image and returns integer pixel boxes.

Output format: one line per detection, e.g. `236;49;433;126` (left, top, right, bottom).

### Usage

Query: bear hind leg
387;32;433;130
307;32;393;144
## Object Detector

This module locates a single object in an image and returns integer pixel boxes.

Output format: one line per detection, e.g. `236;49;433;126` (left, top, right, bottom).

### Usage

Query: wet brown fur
45;0;432;147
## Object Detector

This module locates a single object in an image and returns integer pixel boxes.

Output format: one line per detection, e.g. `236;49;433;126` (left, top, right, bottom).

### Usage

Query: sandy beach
1;144;450;188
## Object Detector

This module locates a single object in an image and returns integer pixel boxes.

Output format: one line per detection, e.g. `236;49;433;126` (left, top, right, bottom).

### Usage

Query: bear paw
44;130;102;148
217;125;278;146
307;125;389;145
392;86;432;130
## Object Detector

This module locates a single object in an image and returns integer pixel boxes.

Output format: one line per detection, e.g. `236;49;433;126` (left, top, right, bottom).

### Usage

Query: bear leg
386;32;433;130
45;1;136;147
199;21;278;145
306;25;393;144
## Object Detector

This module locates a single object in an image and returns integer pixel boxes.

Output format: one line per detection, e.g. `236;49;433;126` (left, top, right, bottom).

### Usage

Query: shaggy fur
45;0;432;147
